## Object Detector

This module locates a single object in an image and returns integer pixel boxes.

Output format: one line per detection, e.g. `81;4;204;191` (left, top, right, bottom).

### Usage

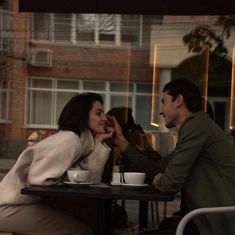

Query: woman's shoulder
56;130;80;142
39;130;80;147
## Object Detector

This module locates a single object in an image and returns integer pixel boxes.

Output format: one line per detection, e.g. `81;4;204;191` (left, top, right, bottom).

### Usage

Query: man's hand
152;173;163;189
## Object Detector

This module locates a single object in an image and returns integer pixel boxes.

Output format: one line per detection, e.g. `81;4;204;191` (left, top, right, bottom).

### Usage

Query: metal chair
176;206;235;235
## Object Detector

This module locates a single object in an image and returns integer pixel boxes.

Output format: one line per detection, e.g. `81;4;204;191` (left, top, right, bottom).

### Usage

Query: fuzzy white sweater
0;129;111;206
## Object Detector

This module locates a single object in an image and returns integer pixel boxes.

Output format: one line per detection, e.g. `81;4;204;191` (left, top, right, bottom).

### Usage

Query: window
76;14;120;44
208;97;229;131
28;77;155;130
121;15;142;46
54;14;72;41
0;8;10;51
0;69;10;122
31;13;142;46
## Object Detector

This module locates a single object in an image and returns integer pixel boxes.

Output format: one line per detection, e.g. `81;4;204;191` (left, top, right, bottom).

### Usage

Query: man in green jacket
112;78;235;235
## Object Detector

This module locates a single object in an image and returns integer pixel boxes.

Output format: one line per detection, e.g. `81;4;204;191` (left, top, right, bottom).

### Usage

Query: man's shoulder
187;112;211;125
181;112;210;133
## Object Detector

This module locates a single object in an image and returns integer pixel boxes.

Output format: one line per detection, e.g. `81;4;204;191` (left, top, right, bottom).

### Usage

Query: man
112;78;235;235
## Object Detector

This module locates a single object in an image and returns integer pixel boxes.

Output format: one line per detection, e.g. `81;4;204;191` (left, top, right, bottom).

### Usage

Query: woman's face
88;101;108;135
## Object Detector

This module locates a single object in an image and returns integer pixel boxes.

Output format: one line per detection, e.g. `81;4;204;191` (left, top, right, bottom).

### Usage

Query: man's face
160;91;179;128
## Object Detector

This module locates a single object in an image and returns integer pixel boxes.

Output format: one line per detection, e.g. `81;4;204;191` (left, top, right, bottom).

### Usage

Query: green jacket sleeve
122;144;172;183
157;117;209;193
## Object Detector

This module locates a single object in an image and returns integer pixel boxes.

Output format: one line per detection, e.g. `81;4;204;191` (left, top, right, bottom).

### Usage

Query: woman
0;92;114;235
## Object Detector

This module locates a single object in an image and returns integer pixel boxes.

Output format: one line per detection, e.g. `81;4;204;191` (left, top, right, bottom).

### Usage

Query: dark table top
21;184;175;202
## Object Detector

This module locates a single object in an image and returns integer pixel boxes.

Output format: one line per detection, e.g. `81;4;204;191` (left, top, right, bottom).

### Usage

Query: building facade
0;0;234;159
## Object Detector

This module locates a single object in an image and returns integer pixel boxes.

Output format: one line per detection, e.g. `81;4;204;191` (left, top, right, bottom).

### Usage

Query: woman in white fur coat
0;92;114;235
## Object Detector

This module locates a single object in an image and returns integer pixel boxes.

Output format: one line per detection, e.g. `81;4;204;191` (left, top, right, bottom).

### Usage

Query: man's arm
155;117;209;192
111;116;171;183
122;144;171;183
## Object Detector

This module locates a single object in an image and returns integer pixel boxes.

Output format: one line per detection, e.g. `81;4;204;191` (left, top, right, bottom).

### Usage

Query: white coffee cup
123;172;146;185
67;169;89;182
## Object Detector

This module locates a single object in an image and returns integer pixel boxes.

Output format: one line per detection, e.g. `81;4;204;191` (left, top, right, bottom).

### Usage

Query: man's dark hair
163;78;202;112
58;92;103;135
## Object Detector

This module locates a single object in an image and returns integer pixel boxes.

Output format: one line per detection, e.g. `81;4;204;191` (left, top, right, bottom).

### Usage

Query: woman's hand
95;126;115;143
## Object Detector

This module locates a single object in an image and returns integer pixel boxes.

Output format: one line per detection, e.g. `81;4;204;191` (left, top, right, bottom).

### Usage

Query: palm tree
183;15;235;57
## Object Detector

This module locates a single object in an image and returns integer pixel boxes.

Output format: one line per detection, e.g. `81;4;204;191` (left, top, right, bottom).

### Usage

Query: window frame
0;8;9;51
27;77;154;130
0;79;10;123
30;13;143;47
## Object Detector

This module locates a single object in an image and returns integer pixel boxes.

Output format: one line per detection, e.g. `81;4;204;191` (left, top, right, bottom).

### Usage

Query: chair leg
150;201;155;226
163;202;168;220
155;201;160;225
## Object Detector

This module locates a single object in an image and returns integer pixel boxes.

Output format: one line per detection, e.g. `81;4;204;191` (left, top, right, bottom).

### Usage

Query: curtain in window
121;15;140;44
0;79;7;120
76;14;95;42
31;90;52;125
54;13;71;41
56;92;77;122
32;13;50;40
0;8;10;50
99;14;115;35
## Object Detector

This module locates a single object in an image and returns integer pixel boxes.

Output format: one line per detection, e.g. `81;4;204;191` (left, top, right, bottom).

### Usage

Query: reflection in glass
56;92;77;122
229;47;235;131
32;79;52;88
110;95;131;109
30;91;52;125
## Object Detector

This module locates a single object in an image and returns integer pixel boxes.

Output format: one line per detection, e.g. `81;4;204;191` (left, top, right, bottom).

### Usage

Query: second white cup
123;172;146;185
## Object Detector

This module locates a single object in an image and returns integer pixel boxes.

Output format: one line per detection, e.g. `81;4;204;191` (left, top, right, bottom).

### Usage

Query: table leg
139;200;149;229
94;199;112;235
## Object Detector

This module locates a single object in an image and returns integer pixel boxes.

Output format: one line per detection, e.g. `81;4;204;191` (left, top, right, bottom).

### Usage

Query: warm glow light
229;47;235;130
202;47;209;112
150;44;209;128
115;43;131;123
151;122;159;127
151;44;158;127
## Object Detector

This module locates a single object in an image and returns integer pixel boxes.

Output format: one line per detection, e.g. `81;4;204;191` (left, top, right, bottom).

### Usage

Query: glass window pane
57;80;79;89
32;13;51;40
83;81;105;91
54;14;71;41
136;83;152;93
214;102;226;130
110;83;133;92
31;79;52;88
0;91;6;119
136;95;155;130
77;14;95;42
56;92;77;121
30;90;52;125
110;95;132;108
99;14;116;42
121;15;140;45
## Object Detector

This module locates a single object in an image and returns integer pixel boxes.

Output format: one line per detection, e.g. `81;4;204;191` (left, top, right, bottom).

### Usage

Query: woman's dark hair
107;107;135;128
163;78;202;112
58;92;103;135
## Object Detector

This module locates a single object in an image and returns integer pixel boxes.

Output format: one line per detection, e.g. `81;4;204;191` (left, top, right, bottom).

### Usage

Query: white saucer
121;183;149;187
90;183;110;188
110;182;122;186
63;181;93;186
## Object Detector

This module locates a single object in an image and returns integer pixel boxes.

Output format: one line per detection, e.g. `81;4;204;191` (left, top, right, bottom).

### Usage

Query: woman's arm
79;139;111;183
28;132;82;186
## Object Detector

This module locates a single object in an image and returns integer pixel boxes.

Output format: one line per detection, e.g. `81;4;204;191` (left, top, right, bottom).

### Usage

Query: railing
176;206;235;235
